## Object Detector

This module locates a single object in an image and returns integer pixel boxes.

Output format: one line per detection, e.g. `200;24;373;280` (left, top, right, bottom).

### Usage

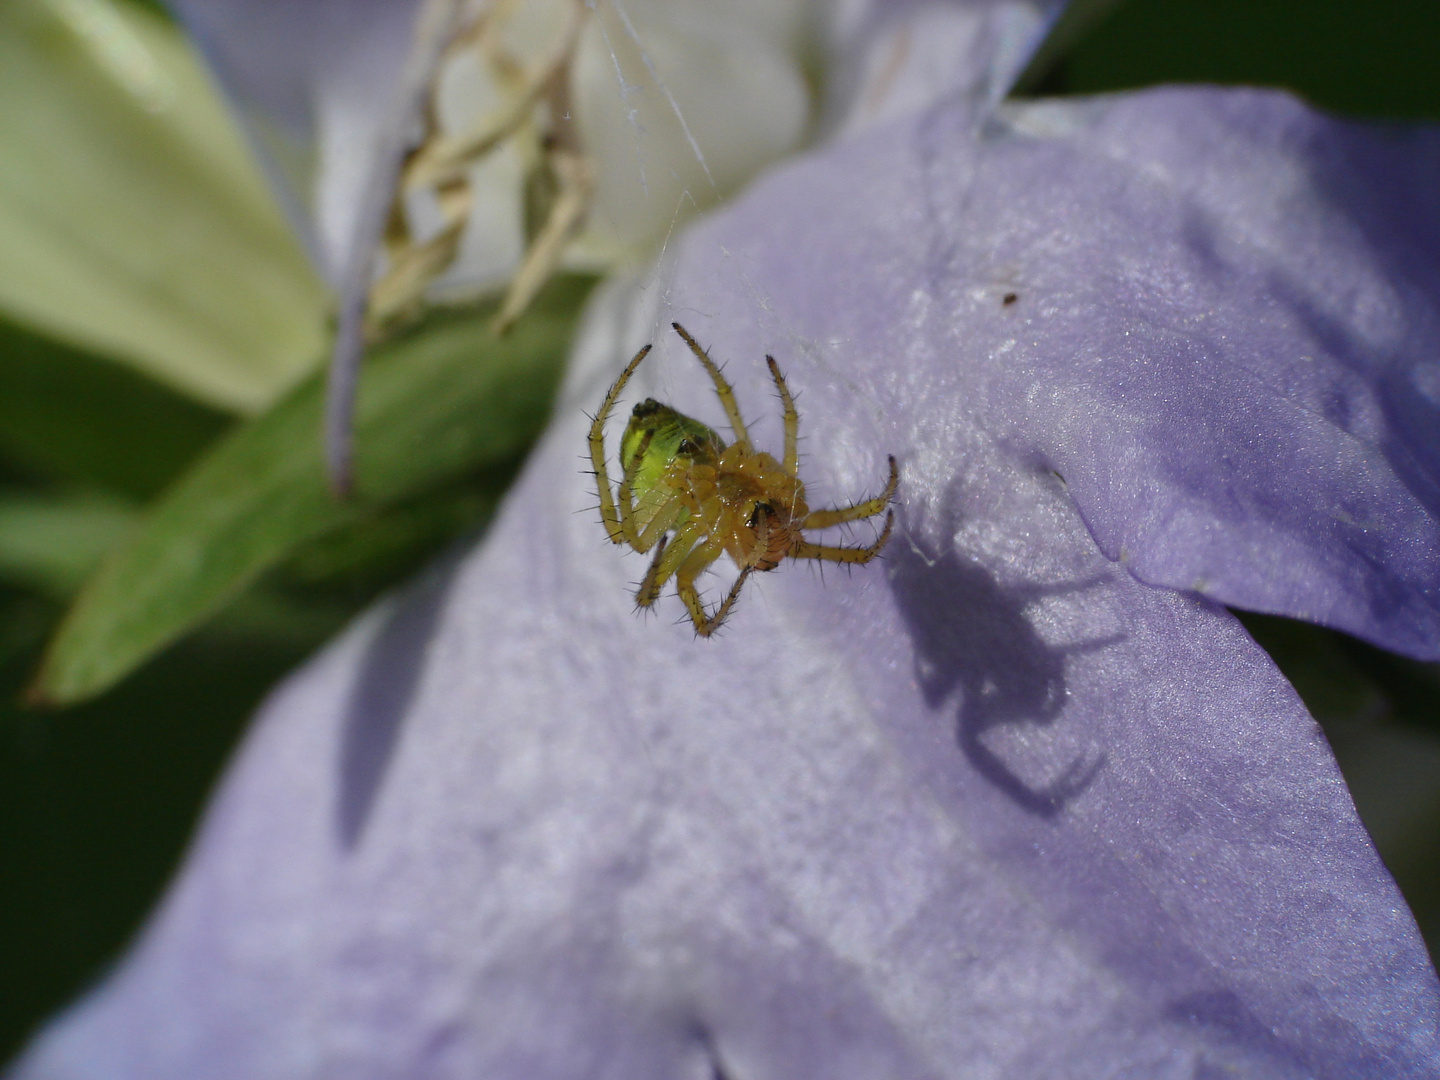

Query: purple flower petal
16;74;1440;1077
716;85;1440;660
170;0;439;285
818;0;1064;128
1005;90;1440;659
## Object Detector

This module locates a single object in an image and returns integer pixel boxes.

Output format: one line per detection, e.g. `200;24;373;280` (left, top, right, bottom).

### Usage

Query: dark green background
1054;0;1440;120
3;0;1439;1062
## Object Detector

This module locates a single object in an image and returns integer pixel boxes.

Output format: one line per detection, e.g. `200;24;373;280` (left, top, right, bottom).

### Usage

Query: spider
588;322;898;636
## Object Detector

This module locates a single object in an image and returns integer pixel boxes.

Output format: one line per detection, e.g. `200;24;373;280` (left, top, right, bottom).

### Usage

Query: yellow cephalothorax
588;322;897;635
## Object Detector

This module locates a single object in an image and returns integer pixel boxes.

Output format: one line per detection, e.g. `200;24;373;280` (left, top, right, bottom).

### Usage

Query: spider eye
677;439;698;455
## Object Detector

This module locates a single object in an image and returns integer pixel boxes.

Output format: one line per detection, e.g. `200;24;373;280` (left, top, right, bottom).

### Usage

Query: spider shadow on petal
889;527;1120;818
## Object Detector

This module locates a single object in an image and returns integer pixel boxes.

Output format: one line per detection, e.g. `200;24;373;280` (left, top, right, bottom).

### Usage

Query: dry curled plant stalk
367;0;592;341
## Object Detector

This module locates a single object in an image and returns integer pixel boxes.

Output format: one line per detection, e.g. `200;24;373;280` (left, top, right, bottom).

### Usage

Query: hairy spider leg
635;519;706;608
589;343;654;545
764;356;799;475
671;322;754;452
679;564;754;636
613;424;652;546
802;455;899;530
793;509;895;564
675;530;756;635
635;535;670;607
674;501;781;633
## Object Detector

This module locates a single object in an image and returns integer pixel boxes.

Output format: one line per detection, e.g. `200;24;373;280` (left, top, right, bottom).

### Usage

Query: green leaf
276;481;505;594
0;0;329;412
0;317;230;499
32;276;595;706
0;492;138;599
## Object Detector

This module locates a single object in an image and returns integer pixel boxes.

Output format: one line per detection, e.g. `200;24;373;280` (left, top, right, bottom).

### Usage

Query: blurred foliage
33;274;591;706
1053;0;1440;120
0;493;138;598
0;318;228;498
0;0;328;412
0;275;592;1056
0;605;307;1059
2;0;1439;1064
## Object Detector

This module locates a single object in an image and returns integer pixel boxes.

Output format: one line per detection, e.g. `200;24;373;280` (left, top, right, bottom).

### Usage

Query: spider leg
635;520;706;607
615;429;686;552
678;565;755;637
793;510;895;564
765;356;799;475
635;535;670;607
802;455;898;530
674;532;751;636
616;426;654;547
589;343;653;544
670;323;754;452
631;495;684;553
